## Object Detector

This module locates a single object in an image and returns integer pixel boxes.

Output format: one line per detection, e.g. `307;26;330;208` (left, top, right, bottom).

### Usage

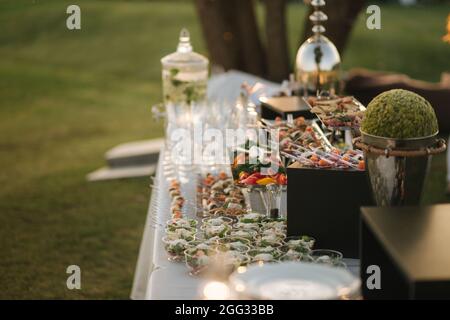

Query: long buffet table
130;71;360;300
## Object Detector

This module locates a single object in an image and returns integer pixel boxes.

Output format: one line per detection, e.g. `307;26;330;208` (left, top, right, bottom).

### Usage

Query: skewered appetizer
307;96;365;128
198;172;247;218
291;147;365;171
270;116;327;151
168;179;185;219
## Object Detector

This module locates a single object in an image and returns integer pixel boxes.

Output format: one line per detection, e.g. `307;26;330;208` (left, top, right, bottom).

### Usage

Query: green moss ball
361;89;438;139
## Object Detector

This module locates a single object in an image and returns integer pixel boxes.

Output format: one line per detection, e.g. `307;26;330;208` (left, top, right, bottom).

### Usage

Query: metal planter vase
357;132;445;206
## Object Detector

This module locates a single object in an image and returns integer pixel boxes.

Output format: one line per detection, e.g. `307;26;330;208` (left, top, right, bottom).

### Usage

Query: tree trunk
194;0;239;71
195;0;266;77
234;0;266;76
264;0;290;82
301;0;366;55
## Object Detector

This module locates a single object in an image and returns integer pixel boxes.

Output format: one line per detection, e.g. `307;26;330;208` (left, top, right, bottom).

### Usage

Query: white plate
229;262;360;300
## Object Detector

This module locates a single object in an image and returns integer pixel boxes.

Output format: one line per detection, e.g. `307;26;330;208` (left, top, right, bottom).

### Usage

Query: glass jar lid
161;28;209;67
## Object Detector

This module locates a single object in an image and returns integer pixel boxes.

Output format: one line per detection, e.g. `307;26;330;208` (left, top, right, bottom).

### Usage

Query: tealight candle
202;281;230;300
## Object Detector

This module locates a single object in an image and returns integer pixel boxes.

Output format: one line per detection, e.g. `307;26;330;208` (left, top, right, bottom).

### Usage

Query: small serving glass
248;247;283;263
165;227;196;242
200;224;231;239
229;229;258;243
162;236;195;262
215;242;251;254
256;236;286;248
260;218;287;231
310;249;345;267
279;250;314;262
222;251;251;269
232;221;261;232
217;236;252;247
165;218;198;232
184;246;216;276
201;216;234;226
283;235;316;252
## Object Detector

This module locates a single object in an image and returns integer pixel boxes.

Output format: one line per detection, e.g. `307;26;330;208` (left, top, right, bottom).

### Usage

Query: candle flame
203;281;230;300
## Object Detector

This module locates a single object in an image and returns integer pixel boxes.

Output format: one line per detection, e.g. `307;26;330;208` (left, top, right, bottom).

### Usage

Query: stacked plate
229;262;360;300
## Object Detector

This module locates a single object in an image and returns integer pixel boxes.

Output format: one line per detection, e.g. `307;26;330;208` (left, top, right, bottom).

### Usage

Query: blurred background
0;0;449;299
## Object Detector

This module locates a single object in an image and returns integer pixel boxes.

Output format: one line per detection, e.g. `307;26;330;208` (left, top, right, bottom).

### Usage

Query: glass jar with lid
161;28;209;109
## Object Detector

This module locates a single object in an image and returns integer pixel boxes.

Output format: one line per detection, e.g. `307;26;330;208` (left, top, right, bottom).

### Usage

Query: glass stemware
258;184;283;219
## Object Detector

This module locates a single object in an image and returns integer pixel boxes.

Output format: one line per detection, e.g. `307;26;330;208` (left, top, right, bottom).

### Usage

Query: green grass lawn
0;0;449;299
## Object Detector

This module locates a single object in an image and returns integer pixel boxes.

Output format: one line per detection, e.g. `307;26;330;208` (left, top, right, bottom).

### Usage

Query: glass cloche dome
295;0;341;96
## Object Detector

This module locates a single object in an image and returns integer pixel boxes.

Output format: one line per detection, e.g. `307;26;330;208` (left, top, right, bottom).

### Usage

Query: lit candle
202;281;230;300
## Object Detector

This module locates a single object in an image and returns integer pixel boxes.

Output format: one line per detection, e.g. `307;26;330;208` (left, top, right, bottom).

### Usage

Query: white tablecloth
130;150;211;300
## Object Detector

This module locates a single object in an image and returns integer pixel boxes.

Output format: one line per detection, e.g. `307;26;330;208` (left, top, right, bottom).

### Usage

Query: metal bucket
361;131;438;206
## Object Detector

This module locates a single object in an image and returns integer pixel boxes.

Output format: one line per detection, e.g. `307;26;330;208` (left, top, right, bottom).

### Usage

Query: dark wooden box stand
286;162;374;258
260;96;315;120
360;204;450;299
